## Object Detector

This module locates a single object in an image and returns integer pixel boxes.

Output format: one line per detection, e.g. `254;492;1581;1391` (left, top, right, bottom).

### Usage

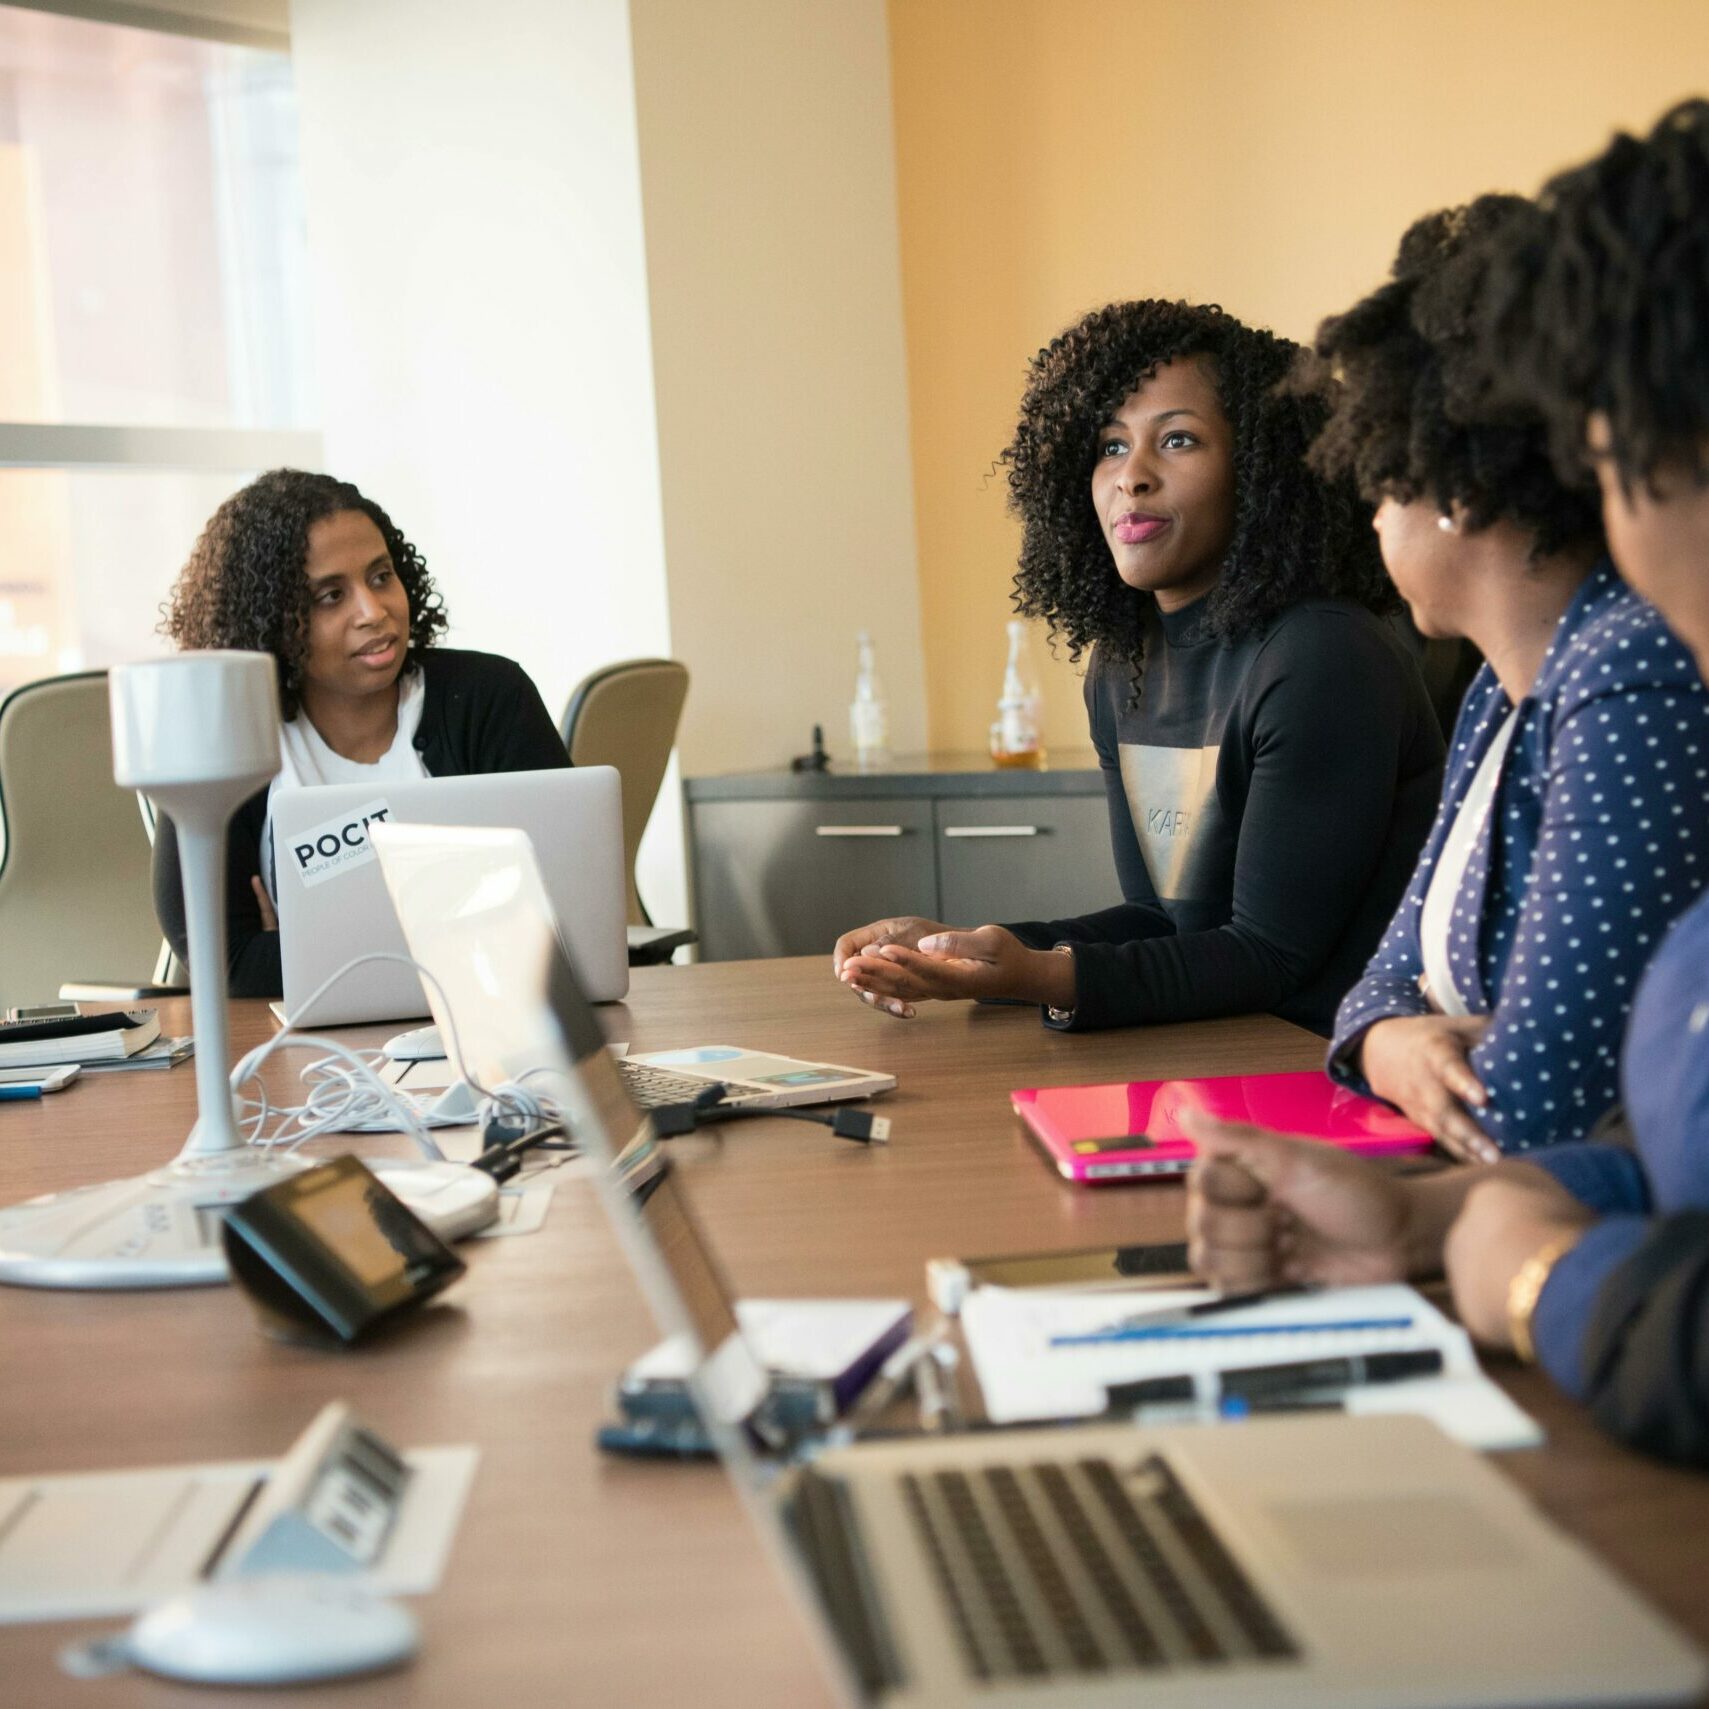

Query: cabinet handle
942;825;1041;838
815;825;906;838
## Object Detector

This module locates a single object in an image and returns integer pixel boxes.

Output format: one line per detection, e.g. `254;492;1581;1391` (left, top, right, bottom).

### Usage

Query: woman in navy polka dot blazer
1186;103;1709;1463
1305;196;1709;1160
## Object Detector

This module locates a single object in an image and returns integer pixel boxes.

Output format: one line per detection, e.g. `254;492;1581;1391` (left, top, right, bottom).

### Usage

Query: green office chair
0;671;184;1010
559;658;695;964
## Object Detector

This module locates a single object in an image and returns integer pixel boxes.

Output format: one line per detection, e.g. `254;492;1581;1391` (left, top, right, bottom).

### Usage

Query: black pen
1093;1282;1314;1337
1108;1348;1444;1411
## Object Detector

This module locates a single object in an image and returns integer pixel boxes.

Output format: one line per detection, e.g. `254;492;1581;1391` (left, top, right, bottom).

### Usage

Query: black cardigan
152;649;569;997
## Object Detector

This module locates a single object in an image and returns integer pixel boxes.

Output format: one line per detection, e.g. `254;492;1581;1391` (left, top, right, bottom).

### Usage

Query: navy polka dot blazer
1328;561;1709;1152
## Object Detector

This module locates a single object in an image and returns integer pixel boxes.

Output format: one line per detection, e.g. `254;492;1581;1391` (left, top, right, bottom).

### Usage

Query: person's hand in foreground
834;919;1074;1019
1443;1171;1596;1350
1182;1112;1423;1293
1357;1014;1500;1163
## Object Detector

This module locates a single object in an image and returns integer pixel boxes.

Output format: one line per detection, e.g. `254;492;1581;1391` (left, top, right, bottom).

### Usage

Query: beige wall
289;0;687;921
631;0;927;775
889;0;1709;755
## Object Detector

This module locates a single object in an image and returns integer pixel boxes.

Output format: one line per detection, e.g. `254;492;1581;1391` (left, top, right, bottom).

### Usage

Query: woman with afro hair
1307;195;1709;1163
153;469;567;997
1184;104;1709;1466
836;300;1445;1036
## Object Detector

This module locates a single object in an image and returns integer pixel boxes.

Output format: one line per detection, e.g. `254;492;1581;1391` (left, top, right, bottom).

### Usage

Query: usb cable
651;1084;891;1146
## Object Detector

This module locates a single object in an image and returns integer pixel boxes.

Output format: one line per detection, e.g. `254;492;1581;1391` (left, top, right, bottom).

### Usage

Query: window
0;3;318;701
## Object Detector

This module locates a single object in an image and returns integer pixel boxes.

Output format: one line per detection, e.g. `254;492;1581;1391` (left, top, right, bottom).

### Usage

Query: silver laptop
269;767;628;1027
368;822;893;1111
518;943;1706;1706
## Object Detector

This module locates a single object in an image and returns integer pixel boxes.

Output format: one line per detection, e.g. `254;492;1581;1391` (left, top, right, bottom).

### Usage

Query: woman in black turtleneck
834;300;1443;1036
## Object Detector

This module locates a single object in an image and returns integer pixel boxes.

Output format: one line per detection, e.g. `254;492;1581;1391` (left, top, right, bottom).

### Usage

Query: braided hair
1483;99;1709;489
161;469;448;719
1304;194;1604;558
1002;299;1390;684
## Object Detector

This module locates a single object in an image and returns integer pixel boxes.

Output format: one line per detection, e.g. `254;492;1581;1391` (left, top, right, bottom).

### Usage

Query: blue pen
1049;1316;1415;1348
0;1085;43;1102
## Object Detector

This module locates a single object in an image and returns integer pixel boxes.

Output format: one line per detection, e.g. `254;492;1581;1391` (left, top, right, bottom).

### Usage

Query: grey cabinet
688;797;936;961
934;794;1115;926
686;753;1116;962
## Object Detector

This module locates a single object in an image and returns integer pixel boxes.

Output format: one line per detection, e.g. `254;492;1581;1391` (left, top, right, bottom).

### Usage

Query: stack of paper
629;1298;913;1414
961;1282;1541;1451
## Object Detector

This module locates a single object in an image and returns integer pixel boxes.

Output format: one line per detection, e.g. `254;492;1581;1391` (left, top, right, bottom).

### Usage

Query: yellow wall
888;0;1709;754
632;0;928;776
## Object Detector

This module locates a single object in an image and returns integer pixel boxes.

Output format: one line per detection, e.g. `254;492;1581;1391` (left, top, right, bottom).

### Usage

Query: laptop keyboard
899;1455;1299;1683
618;1060;742;1109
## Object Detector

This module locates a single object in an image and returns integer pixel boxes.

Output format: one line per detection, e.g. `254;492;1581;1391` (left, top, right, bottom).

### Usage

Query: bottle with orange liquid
990;619;1045;770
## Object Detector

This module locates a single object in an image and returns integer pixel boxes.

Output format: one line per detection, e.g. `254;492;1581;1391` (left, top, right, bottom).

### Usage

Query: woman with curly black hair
1306;195;1709;1163
1184;105;1709;1467
835;300;1444;1034
153;469;567;996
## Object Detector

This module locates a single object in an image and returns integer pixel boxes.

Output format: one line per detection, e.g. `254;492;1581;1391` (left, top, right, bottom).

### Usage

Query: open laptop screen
371;820;768;1429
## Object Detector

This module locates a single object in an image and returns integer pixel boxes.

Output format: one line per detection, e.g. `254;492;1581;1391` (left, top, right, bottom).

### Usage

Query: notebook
958;1281;1542;1451
1013;1070;1433;1182
0;1010;160;1069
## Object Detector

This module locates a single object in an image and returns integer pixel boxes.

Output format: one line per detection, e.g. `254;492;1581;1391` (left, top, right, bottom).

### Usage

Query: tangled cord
230;951;562;1159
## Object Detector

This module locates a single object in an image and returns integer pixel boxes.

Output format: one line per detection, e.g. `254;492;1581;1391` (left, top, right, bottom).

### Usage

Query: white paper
472;1173;559;1238
961;1283;1542;1452
0;1445;479;1624
629;1298;912;1384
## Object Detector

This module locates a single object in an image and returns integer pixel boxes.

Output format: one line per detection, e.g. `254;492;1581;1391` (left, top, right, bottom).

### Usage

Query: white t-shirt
1418;707;1519;1017
260;672;429;899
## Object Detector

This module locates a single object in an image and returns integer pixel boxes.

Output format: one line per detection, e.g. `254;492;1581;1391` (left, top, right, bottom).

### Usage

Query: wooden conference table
2;958;1707;1707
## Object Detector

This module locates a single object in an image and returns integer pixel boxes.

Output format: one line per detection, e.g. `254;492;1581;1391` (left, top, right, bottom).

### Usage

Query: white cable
229;950;563;1158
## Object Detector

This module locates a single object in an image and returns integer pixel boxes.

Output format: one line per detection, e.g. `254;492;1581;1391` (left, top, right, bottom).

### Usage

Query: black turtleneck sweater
1004;597;1444;1035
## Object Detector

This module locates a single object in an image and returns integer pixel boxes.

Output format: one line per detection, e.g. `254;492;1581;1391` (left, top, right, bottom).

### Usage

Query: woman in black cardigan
152;469;567;997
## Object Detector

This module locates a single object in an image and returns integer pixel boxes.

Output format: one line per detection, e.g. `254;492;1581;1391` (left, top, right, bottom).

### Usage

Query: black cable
471;1120;569;1181
651;1086;890;1146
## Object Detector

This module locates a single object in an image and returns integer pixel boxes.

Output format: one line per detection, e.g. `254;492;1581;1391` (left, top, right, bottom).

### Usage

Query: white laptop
368;821;893;1112
268;767;628;1027
517;939;1706;1707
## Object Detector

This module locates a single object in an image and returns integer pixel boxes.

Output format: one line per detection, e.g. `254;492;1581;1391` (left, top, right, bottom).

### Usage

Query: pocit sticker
287;798;393;889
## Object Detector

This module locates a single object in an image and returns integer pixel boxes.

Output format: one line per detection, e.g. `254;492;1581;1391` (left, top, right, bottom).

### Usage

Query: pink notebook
1011;1071;1434;1184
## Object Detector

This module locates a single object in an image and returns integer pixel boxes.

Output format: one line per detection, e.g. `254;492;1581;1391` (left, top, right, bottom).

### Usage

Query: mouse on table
65;1576;420;1686
384;1025;445;1062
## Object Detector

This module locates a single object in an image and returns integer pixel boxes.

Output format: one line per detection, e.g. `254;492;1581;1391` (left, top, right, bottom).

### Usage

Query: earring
1437;514;1458;534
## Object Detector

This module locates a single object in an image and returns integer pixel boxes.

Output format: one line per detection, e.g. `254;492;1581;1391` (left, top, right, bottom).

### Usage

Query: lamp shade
110;652;280;811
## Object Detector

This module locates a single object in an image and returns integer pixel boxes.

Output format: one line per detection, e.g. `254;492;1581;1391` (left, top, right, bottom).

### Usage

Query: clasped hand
831;916;1075;1018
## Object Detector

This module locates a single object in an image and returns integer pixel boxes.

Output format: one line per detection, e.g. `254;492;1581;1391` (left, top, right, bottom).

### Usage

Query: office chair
559;658;695;965
0;671;185;1010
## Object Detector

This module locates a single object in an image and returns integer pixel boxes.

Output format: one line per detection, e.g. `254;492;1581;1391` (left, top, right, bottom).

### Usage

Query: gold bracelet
1506;1230;1584;1363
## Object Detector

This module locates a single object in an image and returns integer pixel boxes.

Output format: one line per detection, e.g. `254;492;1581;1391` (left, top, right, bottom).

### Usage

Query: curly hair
1483;99;1709;490
1002;299;1391;681
1302;194;1604;559
160;469;448;719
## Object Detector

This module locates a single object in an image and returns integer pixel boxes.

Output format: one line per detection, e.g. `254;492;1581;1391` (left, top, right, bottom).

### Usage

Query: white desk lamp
0;651;497;1289
0;653;310;1287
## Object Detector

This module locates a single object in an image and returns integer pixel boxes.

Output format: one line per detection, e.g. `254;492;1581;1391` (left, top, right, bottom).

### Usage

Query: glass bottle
849;630;889;769
990;619;1044;769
